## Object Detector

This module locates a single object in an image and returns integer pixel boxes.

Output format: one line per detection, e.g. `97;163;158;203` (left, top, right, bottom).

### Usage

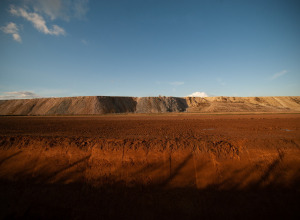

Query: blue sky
0;0;299;99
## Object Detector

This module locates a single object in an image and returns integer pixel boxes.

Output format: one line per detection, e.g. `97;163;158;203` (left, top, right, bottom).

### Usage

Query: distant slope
136;97;187;113
185;96;300;113
0;96;299;115
0;96;137;115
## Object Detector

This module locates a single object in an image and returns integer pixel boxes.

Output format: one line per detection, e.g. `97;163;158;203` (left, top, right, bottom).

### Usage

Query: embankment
0;96;299;115
186;96;300;112
1;135;299;189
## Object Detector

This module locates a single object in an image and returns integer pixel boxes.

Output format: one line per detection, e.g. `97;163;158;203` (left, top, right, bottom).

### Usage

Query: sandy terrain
0;114;300;219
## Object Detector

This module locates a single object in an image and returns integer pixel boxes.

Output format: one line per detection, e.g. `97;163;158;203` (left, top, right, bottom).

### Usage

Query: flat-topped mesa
0;96;299;115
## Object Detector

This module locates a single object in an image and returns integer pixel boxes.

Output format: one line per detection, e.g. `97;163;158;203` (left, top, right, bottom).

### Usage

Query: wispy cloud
30;0;64;20
187;91;208;97
73;0;89;19
271;70;288;80
169;81;184;86
0;22;22;42
217;77;226;86
27;0;89;21
0;91;40;100
81;39;88;45
2;1;89;42
10;6;66;36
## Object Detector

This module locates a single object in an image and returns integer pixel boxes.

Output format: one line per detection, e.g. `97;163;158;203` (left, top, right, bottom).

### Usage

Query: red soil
0;114;299;219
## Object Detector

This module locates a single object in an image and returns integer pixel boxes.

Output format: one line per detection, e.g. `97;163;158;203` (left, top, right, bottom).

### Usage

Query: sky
0;0;299;99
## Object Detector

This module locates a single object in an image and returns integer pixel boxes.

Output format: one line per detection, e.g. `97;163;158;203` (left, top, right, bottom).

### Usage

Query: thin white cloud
169;81;184;86
217;77;226;86
10;6;66;36
51;25;65;35
0;22;22;42
81;39;88;45
271;70;288;80
30;0;64;20
0;91;40;100
187;92;208;97
2;1;89;41
26;0;89;21
73;0;89;19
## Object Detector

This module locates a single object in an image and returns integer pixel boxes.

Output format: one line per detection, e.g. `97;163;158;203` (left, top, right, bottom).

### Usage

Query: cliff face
0;96;299;115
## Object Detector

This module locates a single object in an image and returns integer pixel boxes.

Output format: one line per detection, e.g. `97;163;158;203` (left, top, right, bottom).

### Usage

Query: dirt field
0;114;300;219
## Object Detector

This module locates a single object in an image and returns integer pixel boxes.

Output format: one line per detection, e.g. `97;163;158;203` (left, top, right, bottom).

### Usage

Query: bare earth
1;96;299;115
0;114;300;219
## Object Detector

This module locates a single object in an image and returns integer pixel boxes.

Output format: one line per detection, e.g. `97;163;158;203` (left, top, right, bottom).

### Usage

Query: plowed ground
0;114;300;219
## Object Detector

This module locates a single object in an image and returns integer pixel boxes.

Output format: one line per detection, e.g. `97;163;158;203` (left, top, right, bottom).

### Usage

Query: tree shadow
10;155;91;184
1;149;300;220
255;149;285;187
160;153;193;187
41;155;91;183
0;151;22;166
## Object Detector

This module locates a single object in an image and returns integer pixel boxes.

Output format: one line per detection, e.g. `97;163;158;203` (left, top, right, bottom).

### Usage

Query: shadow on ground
0;150;299;220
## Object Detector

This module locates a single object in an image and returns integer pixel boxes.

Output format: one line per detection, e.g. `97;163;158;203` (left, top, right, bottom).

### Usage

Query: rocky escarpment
0;96;299;115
